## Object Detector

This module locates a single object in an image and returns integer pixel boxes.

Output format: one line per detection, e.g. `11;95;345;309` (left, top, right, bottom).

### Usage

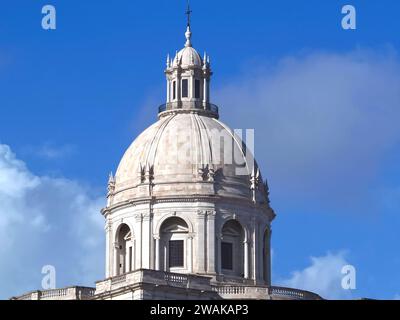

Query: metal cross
185;1;192;27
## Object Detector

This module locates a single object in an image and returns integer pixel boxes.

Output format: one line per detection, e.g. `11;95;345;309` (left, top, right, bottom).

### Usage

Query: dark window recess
182;79;189;98
195;79;201;99
169;240;184;268
221;242;233;270
173;81;176;100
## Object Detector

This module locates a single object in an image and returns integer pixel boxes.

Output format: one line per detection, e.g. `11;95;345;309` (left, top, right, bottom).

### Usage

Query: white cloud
22;142;76;160
216;48;400;214
278;251;353;300
0;143;105;299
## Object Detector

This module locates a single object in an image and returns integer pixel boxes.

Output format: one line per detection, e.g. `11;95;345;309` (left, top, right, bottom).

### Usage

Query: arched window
116;224;135;275
159;217;189;272
221;220;244;277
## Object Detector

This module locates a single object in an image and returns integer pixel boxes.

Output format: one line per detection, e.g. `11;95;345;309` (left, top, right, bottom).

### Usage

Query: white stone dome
112;113;268;205
173;46;202;68
171;26;203;68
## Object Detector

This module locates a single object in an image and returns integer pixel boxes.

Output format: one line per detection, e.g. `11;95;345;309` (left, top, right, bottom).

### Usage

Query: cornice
101;194;272;219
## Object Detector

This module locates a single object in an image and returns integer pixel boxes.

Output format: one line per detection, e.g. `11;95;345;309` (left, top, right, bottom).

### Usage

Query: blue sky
0;0;399;299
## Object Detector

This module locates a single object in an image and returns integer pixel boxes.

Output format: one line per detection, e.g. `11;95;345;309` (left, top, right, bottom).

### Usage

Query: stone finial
203;52;209;70
139;163;146;183
264;178;269;194
146;165;154;182
198;165;207;181
185;26;192;47
107;172;115;197
250;167;261;203
264;178;270;203
198;164;215;182
208;167;215;182
107;172;115;207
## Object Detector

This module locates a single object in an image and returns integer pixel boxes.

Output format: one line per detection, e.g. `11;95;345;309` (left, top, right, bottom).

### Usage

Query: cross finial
184;1;193;47
185;1;192;27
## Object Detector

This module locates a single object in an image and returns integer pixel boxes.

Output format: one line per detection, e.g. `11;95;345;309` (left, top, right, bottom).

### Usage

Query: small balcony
158;102;219;119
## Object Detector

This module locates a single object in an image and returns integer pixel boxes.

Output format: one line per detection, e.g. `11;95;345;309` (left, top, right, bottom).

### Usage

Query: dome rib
145;114;177;168
195;114;214;166
189;114;203;167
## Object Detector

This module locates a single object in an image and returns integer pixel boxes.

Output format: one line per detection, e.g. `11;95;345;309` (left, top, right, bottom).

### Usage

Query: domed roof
173;46;202;68
112;113;268;205
171;26;203;68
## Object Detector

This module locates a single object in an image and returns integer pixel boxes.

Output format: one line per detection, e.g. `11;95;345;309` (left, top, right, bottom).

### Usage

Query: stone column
163;242;167;272
206;79;210;103
135;214;143;269
155;236;160;271
188;234;194;273
265;226;272;285
113;242;119;276
207;211;217;274
142;214;152;269
244;240;249;279
203;78;207;108
258;223;264;282
105;220;112;278
195;211;206;273
166;78;170;103
251;217;257;281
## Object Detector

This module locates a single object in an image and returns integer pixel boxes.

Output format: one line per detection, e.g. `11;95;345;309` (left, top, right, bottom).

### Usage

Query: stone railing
213;285;268;300
158;102;219;118
164;272;188;284
213;285;322;300
11;286;96;300
95;269;212;295
40;288;68;299
269;286;322;300
215;286;247;295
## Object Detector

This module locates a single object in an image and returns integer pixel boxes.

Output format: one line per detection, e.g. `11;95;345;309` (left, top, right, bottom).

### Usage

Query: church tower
97;8;276;300
11;5;323;302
